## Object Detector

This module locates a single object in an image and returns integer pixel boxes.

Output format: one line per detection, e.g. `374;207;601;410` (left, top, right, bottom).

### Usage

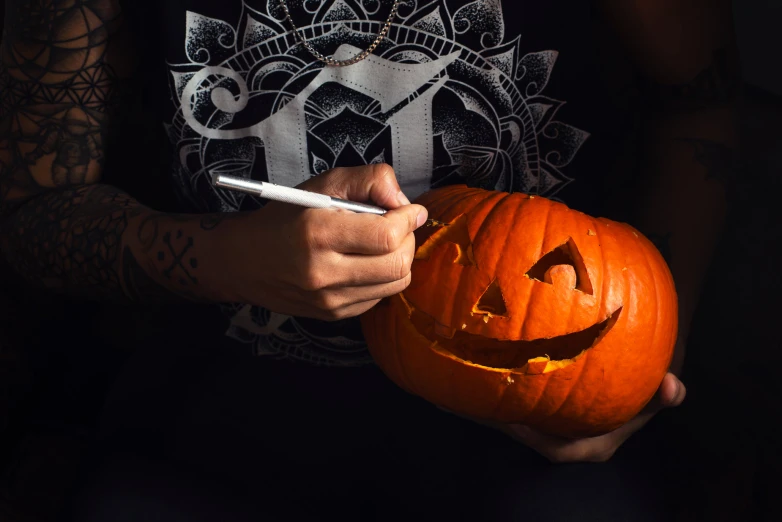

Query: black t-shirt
116;0;632;367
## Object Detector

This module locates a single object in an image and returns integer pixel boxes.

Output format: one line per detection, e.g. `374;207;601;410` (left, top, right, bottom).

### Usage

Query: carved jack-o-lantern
361;186;678;438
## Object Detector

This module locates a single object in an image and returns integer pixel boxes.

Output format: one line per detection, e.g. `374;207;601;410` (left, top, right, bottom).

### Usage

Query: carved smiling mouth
406;300;623;373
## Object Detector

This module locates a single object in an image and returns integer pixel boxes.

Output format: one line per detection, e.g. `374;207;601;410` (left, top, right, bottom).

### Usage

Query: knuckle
303;220;330;251
375;222;400;253
371;162;394;181
401;271;412;289
384;280;405;300
393;271;412;295
403;237;416;265
301;220;320;249
303;168;338;193
301;268;328;292
350;301;378;319
325;302;372;322
313;292;342;313
393;249;411;280
322;166;345;183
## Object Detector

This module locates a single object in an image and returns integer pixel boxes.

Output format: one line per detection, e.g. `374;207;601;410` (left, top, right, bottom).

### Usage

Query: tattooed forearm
0;183;231;302
0;184;141;298
126;213;203;301
120;211;236;303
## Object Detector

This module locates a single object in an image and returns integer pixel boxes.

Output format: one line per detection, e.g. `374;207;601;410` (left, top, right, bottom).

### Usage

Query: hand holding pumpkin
362;186;681;442
504;369;686;463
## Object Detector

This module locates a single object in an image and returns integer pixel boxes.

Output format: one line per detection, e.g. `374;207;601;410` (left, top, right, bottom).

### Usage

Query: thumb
647;373;687;413
301;163;411;210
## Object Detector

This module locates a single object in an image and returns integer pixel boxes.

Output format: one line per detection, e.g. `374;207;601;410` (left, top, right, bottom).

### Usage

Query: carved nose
543;265;577;290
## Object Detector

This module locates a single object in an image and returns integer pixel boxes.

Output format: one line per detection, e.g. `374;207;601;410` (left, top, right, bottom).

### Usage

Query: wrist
201;210;259;304
121;210;236;303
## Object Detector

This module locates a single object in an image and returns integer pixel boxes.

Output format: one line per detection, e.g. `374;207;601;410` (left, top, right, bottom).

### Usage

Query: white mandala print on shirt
167;0;590;366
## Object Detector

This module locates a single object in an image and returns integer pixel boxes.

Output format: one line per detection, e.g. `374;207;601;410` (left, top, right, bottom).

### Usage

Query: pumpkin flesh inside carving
401;293;622;374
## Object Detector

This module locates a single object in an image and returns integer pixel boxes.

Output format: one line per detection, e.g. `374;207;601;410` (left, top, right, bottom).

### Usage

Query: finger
303;163;412;210
658;373;687;408
644;373;687;413
509;426;616;464
506;377;688;465
308;299;382;322
310;274;412;315
319;205;426;255
332;234;416;286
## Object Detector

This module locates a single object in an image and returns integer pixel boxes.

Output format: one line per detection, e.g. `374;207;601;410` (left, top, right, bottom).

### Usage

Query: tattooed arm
599;0;740;374
0;1;424;317
0;0;229;302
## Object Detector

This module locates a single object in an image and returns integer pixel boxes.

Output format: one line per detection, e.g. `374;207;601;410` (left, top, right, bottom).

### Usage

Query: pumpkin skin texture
360;185;678;438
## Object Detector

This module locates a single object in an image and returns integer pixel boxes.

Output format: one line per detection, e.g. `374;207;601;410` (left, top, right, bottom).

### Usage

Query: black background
0;2;780;521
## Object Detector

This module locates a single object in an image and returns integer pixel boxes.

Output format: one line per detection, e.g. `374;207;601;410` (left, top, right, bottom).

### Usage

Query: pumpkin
361;185;678;438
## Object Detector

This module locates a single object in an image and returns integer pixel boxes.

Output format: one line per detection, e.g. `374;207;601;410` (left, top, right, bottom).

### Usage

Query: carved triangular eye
415;214;476;267
525;238;594;295
473;279;508;318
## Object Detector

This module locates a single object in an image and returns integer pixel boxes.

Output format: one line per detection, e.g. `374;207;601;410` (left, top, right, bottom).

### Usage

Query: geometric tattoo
0;184;141;299
0;2;138;299
0;1;123;212
1;3;230;303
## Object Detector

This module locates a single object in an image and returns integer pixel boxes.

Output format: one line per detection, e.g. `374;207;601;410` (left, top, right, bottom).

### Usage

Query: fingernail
397;191;411;206
416;209;428;228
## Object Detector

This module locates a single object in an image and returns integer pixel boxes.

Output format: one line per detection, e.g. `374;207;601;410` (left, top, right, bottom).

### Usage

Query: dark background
0;2;780;521
735;1;782;96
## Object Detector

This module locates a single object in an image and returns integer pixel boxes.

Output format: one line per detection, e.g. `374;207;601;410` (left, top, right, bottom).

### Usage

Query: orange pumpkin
361;185;678;438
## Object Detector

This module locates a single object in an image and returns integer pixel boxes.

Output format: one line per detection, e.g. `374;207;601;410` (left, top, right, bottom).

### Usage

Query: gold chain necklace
278;0;401;67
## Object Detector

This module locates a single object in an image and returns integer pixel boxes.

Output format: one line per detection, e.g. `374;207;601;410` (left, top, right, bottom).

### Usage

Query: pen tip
208;171;219;186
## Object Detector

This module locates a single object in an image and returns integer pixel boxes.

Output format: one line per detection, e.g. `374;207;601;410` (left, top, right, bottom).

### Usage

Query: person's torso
118;0;637;367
